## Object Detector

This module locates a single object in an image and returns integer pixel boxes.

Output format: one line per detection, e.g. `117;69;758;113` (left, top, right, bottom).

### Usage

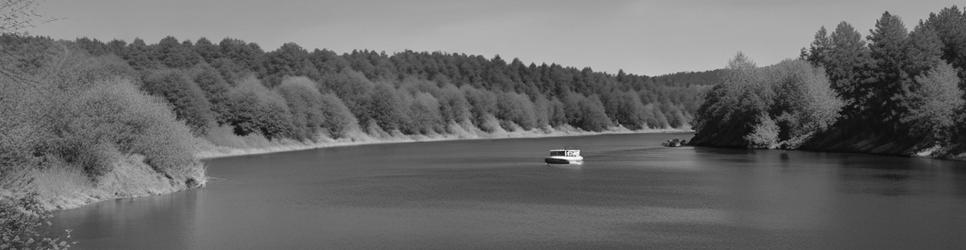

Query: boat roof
549;149;580;152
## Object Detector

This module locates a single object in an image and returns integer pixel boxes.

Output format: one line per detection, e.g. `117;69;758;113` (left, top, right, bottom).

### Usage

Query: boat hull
544;156;583;165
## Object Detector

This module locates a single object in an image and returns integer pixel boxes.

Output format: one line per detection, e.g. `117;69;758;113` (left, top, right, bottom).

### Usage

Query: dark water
51;133;966;249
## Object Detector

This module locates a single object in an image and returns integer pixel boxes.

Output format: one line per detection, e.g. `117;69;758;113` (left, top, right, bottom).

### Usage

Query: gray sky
29;0;960;76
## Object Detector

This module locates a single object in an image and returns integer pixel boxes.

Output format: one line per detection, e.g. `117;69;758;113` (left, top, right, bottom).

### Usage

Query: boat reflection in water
544;149;582;165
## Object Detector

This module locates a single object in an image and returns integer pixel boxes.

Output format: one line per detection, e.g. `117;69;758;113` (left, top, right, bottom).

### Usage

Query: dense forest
0;0;720;244
692;6;966;158
59;34;709;140
1;30;712;202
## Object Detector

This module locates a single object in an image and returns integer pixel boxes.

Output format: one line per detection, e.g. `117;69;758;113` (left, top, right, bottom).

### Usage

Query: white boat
544;149;583;164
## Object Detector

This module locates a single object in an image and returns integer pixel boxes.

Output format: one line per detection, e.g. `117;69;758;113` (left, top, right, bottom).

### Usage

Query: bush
900;62;963;143
62;81;199;178
745;114;780;149
548;97;566;127
612;91;646;129
562;93;612;131
532;95;551;128
225;77;297;140
578;95;612;131
767;60;842;143
366;82;409;132
408;92;444;133
642;104;669;129
495;91;537;130
691;53;772;146
317;70;374;122
190;63;233;124
0;193;74;249
319;93;359;138
276;77;325;140
436;84;470;123
461;85;497;129
141;69;216;134
2;43;201;180
692;55;843;148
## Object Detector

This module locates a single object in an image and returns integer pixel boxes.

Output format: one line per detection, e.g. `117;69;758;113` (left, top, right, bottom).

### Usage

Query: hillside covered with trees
1;31;711;210
66;36;706;137
692;6;966;158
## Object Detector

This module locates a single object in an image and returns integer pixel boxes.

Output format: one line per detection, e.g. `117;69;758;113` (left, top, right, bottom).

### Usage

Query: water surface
52;133;966;249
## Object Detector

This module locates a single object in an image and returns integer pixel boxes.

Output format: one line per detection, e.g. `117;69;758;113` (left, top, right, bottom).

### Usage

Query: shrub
547;97;566;127
642;104;669;129
745;114;780;149
578;95;612;131
276;76;325;140
0;193;75;249
461;85;497;129
225;77;296;140
612;91;646;129
366;82;409;132
62;81;199;178
319;93;359;138
561;93;612;131
900;62;963;143
691;55;843;148
190;63;233;124
2;43;201;180
141;69;216;134
691;53;772;146
436;84;470;123
408;92;443;133
495;91;537;130
532;94;551;128
767;60;842;143
317;70;374;122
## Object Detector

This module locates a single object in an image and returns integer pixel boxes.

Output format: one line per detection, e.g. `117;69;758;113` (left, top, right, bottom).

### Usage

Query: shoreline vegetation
691;6;966;161
197;126;693;160
1;29;710;221
33;128;693;212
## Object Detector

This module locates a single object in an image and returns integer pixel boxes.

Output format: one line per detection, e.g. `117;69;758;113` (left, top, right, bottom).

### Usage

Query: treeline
1;33;709;183
60;35;703;141
693;6;966;156
0;35;204;183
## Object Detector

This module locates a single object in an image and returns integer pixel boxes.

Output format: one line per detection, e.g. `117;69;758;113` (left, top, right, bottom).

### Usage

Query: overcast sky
28;0;960;76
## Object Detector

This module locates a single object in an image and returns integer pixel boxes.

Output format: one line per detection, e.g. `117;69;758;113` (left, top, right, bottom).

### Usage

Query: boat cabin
549;149;581;157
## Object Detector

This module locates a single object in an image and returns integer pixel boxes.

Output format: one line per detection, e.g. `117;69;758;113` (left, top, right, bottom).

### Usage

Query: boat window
550;151;565;156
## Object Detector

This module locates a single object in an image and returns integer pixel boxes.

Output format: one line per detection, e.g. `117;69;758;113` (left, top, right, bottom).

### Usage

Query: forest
3;34;684;248
0;0;719;244
692;6;966;157
1;28;711;208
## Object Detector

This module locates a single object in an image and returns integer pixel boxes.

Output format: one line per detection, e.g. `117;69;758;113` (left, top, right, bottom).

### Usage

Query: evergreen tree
803;26;832;66
866;12;909;127
825;22;869;118
904;23;944;76
925;6;966;73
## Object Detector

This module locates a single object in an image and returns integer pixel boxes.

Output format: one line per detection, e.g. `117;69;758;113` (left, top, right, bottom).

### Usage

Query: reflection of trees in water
51;189;203;249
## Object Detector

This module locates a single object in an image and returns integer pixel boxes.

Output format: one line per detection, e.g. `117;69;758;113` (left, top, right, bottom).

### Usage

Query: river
50;133;966;249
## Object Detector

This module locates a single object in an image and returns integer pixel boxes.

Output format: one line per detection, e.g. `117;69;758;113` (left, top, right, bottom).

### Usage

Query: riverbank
691;127;966;161
27;126;690;211
18;154;205;211
197;125;693;160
